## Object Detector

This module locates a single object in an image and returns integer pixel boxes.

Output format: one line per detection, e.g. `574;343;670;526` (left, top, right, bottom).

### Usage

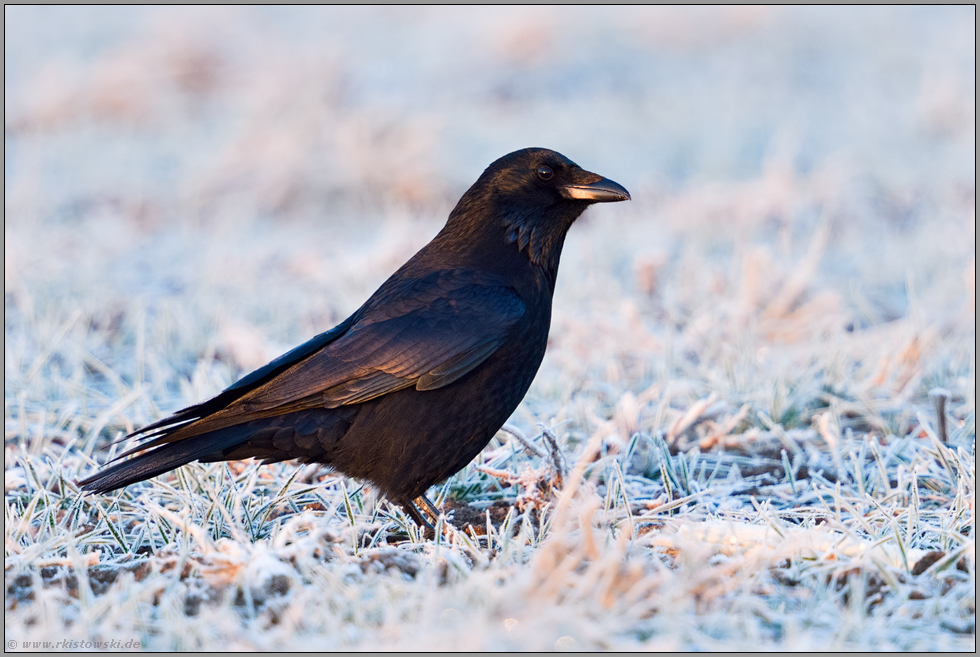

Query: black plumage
78;147;630;527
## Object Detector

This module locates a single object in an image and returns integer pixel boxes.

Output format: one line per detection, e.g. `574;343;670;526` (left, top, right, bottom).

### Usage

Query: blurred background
4;5;976;440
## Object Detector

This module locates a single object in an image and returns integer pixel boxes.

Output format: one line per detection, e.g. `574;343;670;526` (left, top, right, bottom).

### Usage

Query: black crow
79;147;630;528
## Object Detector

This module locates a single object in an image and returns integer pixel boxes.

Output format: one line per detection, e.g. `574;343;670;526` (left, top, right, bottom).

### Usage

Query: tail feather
78;425;253;494
77;321;357;496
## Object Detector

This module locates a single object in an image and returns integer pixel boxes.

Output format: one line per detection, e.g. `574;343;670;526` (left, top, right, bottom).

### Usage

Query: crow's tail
78;425;253;494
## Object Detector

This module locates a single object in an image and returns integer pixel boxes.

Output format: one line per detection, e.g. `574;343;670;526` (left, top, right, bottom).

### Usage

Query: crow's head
446;148;630;270
485;147;630;208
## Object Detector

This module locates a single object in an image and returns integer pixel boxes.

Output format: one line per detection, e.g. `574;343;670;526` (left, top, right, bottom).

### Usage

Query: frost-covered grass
5;6;976;651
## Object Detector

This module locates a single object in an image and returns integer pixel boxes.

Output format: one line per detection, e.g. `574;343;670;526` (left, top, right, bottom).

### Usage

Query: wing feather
116;270;525;452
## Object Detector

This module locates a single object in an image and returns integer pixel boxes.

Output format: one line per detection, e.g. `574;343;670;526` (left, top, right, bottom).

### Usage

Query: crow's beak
562;175;631;203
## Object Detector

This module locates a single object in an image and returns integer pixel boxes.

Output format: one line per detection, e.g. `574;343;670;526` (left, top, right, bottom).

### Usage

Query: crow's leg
401;499;435;536
415;494;442;521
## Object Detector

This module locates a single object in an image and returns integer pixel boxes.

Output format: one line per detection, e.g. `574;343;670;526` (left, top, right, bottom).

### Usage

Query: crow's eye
536;165;554;180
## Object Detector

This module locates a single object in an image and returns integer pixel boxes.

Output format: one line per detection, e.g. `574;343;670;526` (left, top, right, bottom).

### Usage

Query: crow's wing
121;269;525;454
127;317;358;440
241;271;525;409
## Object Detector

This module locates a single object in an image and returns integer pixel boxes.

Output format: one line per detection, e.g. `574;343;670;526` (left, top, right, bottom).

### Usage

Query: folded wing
114;269;525;457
